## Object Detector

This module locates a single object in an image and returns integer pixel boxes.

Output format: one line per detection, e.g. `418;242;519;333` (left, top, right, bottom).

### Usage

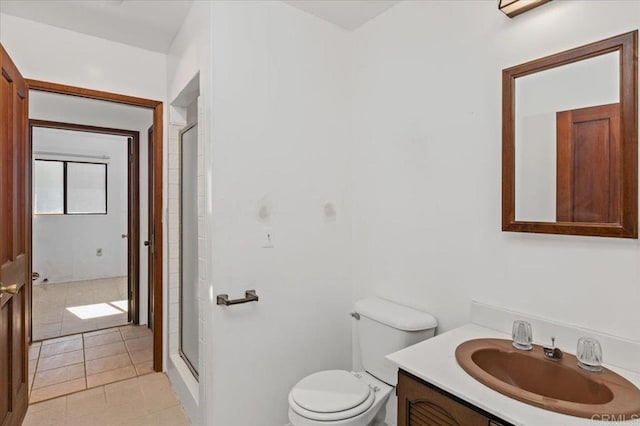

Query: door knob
0;283;18;294
144;241;151;246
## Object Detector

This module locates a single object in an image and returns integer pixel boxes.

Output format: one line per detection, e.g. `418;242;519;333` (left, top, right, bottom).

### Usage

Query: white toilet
288;297;437;426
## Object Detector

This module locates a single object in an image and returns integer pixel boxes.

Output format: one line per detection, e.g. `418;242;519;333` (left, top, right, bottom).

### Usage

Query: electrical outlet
96;248;103;256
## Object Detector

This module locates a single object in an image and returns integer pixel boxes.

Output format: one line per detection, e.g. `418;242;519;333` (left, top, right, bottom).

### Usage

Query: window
34;160;64;214
67;163;107;214
34;160;107;215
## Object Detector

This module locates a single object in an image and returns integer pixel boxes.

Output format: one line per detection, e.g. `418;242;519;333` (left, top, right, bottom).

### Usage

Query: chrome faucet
543;337;563;361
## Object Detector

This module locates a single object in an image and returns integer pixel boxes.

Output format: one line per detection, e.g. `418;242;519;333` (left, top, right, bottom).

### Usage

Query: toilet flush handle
350;312;360;320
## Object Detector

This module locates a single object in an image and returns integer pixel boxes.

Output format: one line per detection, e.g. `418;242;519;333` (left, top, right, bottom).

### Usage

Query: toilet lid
291;370;372;414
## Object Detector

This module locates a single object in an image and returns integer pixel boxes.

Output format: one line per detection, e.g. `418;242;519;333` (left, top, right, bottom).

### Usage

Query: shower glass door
180;123;199;379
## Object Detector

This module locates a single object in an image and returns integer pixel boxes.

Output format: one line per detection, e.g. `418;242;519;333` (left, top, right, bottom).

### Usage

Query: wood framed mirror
502;31;638;238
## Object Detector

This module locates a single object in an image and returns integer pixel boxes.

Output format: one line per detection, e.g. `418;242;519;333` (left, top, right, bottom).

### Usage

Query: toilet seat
289;370;376;422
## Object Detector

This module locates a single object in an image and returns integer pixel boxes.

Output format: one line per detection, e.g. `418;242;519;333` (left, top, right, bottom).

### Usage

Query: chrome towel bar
217;290;259;306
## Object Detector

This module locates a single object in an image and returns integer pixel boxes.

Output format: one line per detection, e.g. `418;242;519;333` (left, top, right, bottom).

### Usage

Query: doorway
25;80;164;376
30;119;142;341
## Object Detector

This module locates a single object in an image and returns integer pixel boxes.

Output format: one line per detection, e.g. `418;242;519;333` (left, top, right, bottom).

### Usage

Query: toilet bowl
287;297;438;426
288;370;392;426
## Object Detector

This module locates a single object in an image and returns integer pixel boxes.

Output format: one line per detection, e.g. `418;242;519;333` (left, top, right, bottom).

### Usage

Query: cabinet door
397;371;490;426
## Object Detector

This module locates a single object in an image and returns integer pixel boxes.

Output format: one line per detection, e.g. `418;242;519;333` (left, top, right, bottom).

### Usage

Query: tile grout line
28;325;150;405
120;327;139;376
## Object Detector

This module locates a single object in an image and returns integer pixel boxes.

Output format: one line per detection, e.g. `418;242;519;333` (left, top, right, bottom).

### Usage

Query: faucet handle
577;337;603;372
512;320;533;351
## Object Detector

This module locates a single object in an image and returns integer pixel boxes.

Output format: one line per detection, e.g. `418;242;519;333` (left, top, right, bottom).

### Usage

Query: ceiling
0;0;193;53
0;0;400;54
283;0;401;31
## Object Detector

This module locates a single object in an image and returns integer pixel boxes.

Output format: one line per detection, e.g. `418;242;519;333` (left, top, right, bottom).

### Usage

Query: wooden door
146;126;155;331
556;103;621;223
0;44;30;426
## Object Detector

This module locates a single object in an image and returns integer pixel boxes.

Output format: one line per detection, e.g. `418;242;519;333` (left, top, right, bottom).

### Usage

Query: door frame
146;126;154;332
29;119;141;326
25;80;164;372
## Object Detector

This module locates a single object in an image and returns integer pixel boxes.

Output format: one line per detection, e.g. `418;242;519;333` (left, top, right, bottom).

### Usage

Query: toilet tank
354;297;437;386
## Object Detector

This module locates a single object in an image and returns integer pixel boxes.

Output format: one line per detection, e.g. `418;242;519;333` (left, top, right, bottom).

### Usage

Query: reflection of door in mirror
556;103;620;223
503;30;637;238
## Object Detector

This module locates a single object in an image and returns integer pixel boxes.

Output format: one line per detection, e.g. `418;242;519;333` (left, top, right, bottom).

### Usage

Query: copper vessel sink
455;338;640;419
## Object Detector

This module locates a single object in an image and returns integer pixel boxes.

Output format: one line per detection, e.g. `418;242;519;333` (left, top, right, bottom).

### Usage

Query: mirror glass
515;52;620;223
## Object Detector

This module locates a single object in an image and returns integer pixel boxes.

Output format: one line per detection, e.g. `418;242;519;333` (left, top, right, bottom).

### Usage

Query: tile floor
29;324;154;403
23;372;190;426
33;276;129;340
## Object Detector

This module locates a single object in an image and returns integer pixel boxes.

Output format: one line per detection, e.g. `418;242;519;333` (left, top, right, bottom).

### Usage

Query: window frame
34;158;108;216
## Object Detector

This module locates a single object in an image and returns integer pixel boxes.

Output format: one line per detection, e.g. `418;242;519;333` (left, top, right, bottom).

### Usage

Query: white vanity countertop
386;324;640;426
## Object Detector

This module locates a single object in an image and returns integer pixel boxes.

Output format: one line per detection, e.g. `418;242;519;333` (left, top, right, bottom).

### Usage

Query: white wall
33;128;128;284
209;2;353;425
351;0;640;342
30;91;153;323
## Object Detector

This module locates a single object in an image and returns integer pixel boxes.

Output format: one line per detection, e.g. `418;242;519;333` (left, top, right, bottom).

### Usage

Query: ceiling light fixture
498;0;551;18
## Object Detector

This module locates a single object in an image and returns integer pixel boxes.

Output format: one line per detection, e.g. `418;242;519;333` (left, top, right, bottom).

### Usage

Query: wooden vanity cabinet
397;370;512;426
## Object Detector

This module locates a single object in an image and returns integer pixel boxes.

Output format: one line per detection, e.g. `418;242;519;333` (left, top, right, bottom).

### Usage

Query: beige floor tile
129;348;153;364
103;390;149;424
33;277;127;340
124;336;152;352
42;334;82;346
26;372;190;425
94;285;121;297
28;373;34;394
139;374;180;413
97;314;129;330
31;341;43;348
33;309;65;324
134;361;154;376
29;345;40;361
85;353;132;376
120;325;153;340
37;350;84;372
40;339;83;358
66;386;106;419
152;405;190;426
27;395;66;414
104;377;143;407
84;328;118;337
65;413;110;426
87;365;136;388
84;331;123;348
107;413;151;426
29;358;37;374
33;363;85;389
61;321;99;336
29;377;86;403
137;372;171;389
22;407;66;426
85;341;127;361
65;293;95;306
34;323;62;341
